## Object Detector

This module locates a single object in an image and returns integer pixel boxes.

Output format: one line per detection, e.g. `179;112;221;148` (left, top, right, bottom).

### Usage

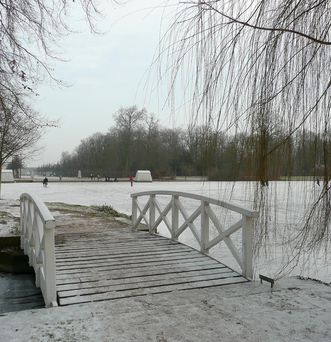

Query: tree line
36;106;326;182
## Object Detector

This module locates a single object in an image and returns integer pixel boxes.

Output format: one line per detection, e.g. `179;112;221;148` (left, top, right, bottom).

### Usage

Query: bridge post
20;200;24;249
200;201;209;254
149;195;155;233
171;195;179;240
132;196;137;228
33;209;41;288
44;220;57;307
242;215;254;279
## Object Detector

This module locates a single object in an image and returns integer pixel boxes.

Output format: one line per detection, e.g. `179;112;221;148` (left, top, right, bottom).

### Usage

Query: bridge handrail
131;190;259;279
20;193;57;307
132;190;258;218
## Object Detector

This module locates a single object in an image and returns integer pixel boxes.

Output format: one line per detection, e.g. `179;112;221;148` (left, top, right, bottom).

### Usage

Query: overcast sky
31;0;184;166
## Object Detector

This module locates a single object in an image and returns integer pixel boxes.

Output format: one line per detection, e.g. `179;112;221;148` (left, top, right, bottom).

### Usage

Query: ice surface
1;181;330;282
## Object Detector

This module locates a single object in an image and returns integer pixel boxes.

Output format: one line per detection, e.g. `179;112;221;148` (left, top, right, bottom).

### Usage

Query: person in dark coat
43;177;48;187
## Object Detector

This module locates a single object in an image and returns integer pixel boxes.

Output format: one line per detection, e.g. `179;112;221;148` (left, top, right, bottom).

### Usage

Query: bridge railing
131;191;259;279
20;193;57;307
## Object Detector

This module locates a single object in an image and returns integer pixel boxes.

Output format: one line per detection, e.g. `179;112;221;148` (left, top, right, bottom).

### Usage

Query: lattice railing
131;191;258;279
20;193;57;307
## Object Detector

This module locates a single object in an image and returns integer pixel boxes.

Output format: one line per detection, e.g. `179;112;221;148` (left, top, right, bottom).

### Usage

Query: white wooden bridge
20;191;258;307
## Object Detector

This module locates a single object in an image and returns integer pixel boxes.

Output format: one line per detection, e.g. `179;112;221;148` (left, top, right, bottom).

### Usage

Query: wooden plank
56;250;209;266
57;231;171;237
56;245;193;257
55;241;180;253
56;260;225;284
55;249;196;265
55;245;193;260
56;250;207;265
55;234;172;245
56;235;184;247
56;241;189;252
55;235;173;244
53;227;247;307
56;253;197;268
56;267;232;291
58;271;240;298
56;254;209;274
59;276;248;306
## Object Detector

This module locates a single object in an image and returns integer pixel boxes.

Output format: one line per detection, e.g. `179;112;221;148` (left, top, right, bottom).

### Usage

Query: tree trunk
0;162;3;200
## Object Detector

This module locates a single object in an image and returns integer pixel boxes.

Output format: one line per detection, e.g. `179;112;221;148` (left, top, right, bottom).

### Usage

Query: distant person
129;175;134;187
43;177;48;187
114;177;118;182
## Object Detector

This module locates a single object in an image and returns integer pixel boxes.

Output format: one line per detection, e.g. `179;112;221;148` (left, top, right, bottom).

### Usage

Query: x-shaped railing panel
131;191;258;279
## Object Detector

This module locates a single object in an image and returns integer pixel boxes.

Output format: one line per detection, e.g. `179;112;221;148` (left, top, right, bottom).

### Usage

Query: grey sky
32;0;183;166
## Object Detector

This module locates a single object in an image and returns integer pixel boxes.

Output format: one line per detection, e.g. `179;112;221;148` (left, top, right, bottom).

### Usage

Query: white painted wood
18;192;255;308
131;191;258;217
131;190;259;279
20;193;57;307
134;200;150;228
171;195;179;240
152;199;172;234
175;199;201;243
149;194;156;233
174;202;201;239
131;197;137;227
206;206;244;269
44;219;56;305
200;201;209;254
20;200;24;249
242;215;254;279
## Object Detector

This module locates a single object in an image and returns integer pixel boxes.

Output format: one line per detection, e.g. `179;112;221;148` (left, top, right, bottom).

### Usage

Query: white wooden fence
131;191;259;279
20;193;57;307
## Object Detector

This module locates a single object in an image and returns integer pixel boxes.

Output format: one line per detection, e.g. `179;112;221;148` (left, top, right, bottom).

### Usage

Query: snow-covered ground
1;181;330;282
0;277;330;342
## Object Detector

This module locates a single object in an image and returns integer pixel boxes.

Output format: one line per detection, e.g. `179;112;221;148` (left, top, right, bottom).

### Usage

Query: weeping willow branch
156;0;331;274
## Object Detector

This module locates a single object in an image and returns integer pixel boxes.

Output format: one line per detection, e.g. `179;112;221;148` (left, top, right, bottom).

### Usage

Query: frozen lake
1;181;330;282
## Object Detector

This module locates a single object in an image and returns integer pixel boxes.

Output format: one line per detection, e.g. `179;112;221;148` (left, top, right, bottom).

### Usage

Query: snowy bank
0;277;330;342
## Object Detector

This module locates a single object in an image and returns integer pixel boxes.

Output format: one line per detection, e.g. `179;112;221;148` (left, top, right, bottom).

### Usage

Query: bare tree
0;93;42;197
0;0;104;98
8;155;24;179
114;106;147;175
157;0;331;271
0;0;108;192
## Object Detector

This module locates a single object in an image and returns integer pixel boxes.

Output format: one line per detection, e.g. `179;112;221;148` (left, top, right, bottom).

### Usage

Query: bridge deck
55;228;247;306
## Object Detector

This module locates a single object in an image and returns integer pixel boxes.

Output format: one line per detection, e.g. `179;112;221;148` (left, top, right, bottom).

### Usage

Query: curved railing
131;190;259;279
20;193;57;307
